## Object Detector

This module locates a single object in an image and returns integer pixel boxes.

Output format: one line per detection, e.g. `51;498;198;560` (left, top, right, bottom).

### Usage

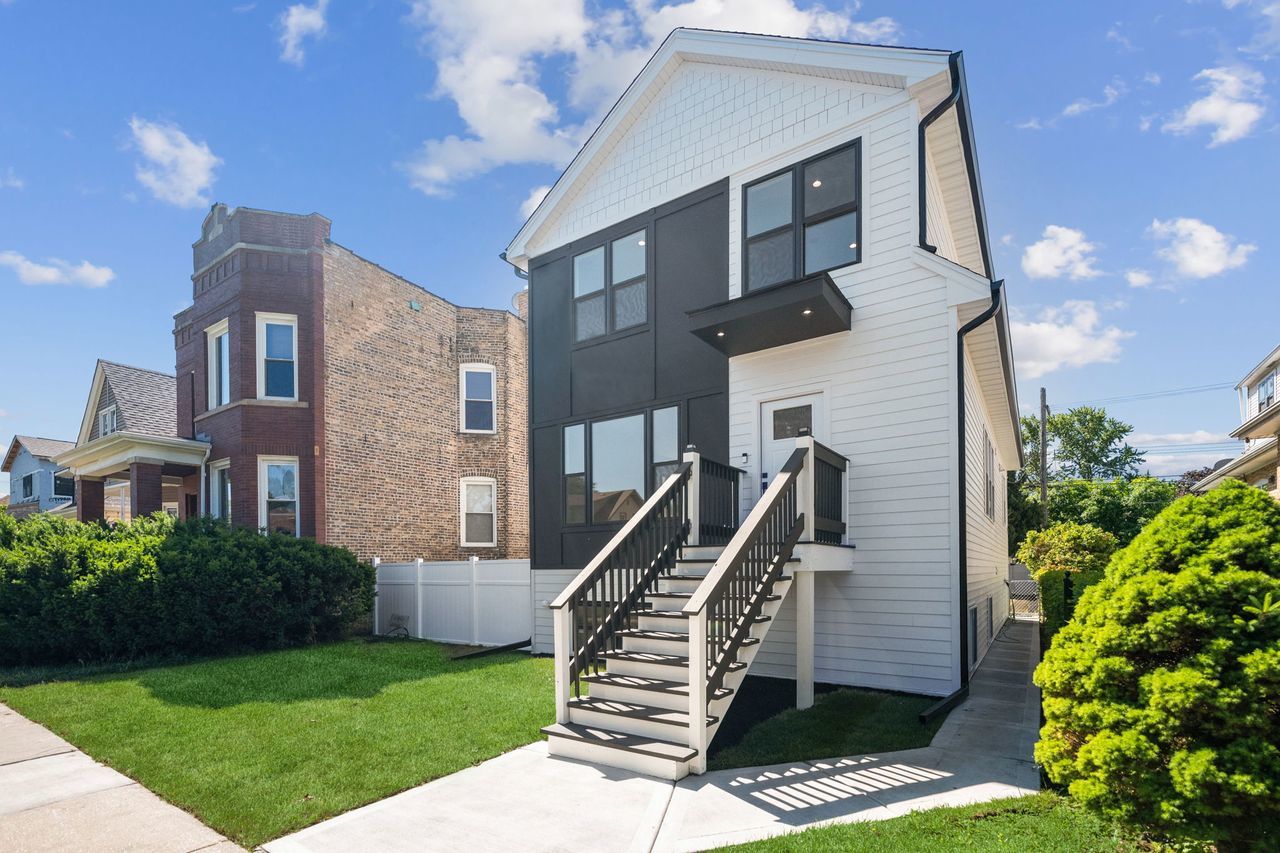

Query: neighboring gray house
2;435;77;519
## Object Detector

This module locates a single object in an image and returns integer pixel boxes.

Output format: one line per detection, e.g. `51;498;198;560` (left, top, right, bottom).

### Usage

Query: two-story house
2;435;76;519
504;30;1020;779
1194;343;1279;497
55;204;528;561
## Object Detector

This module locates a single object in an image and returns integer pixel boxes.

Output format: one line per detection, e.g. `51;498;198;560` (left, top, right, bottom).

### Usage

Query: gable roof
2;435;77;472
505;28;954;267
75;360;178;445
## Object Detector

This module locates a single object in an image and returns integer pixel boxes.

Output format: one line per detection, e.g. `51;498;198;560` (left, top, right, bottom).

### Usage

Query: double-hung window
99;406;119;436
572;229;648;342
1258;373;1276;411
258;456;298;536
460;477;497;547
209;459;231;521
256;313;297;400
743;141;860;291
206;318;230;409
460;364;496;433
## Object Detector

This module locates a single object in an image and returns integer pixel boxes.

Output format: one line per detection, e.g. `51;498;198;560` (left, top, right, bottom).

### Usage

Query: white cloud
402;0;899;196
1223;0;1280;58
1011;300;1133;379
1021;225;1103;280
278;0;328;66
1143;71;1161;86
1016;118;1044;131
1162;66;1265;146
0;167;22;189
1062;79;1126;117
0;251;115;288
128;117;221;208
1125;268;1153;287
1106;25;1135;52
1148;217;1255;278
520;184;552;220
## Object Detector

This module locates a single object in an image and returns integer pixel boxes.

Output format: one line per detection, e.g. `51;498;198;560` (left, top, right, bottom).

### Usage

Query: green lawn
709;680;943;771
716;793;1143;852
0;639;553;848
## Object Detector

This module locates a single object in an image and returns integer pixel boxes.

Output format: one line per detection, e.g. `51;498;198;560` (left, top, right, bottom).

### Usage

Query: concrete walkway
0;704;244;853
265;620;1041;852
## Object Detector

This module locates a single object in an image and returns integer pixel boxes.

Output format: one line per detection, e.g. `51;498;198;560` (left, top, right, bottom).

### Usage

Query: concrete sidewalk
264;620;1041;852
0;704;243;853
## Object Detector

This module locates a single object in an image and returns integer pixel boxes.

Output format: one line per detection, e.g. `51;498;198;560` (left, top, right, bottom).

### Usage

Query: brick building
57;204;527;561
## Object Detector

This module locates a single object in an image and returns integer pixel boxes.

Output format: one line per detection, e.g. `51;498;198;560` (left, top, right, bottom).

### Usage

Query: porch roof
686;272;852;358
1231;403;1280;441
54;432;209;480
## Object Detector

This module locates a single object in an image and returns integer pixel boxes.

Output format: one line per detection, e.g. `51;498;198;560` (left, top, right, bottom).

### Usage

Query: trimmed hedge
1017;522;1117;643
0;513;374;666
1035;481;1280;848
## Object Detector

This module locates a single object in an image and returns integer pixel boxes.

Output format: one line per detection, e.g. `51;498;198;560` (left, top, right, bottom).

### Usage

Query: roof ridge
98;358;176;379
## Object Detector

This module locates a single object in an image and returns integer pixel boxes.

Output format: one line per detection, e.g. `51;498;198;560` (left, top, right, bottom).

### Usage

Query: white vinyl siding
963;347;1009;669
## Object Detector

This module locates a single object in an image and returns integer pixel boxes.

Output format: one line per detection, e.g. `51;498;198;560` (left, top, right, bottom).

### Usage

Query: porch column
796;569;815;710
75;477;105;523
130;461;164;518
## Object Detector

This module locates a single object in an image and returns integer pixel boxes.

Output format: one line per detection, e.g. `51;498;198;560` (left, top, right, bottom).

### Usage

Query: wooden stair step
602;650;747;672
582;673;734;701
616;628;688;641
542;723;698;762
568;697;718;727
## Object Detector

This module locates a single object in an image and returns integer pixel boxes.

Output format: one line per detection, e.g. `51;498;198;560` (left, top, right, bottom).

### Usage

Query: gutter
954;279;1005;692
499;252;529;281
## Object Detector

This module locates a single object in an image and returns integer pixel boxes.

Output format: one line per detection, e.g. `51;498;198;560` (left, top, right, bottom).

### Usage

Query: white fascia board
75;362;107;447
1237;344;1280;390
505;29;951;267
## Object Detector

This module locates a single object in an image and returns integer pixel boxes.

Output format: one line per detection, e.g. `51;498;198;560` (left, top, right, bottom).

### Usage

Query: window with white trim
460;364;496;433
99;405;119;437
1258;373;1276;412
460;477;497;547
255;313;298;401
209;459;231;521
206;318;231;409
258;456;298;536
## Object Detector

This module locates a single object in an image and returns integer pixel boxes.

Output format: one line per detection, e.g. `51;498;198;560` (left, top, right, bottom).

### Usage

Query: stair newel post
553;604;572;724
683;445;701;547
795;430;815;542
688;608;709;775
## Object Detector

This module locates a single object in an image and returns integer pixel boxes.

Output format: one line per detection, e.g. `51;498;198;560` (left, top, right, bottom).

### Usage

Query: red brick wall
321;245;529;561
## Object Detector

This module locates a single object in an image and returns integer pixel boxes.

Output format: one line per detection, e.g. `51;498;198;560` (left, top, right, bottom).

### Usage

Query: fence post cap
685;443;698;452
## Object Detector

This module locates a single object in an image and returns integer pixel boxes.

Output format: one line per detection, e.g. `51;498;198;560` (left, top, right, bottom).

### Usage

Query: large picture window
591;414;645;523
258;456;298;536
743;140;860;291
256;312;297;401
572;229;648;342
563;406;682;527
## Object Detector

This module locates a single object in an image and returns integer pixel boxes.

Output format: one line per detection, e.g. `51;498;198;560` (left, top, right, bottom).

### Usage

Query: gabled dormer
1233;344;1280;442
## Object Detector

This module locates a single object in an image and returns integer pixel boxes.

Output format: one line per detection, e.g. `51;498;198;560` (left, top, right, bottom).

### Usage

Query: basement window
744;140;861;291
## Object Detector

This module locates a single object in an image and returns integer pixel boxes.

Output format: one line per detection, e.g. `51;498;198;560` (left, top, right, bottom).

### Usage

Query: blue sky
2;0;1277;488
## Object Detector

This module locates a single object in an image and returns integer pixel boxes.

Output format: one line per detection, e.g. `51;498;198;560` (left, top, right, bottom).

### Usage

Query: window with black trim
561;405;682;527
22;473;34;500
572;229;648;342
743;141;860;291
651;406;680;486
564;423;586;525
53;475;75;499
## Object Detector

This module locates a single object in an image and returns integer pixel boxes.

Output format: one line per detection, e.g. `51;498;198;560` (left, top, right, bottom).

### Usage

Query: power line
1057;383;1234;408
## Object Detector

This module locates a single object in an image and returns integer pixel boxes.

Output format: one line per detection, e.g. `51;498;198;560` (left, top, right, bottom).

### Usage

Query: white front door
759;393;825;491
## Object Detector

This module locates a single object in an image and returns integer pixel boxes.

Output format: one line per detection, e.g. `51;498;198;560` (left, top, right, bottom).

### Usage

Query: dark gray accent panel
687;392;728;463
570;332;655;414
531;426;562;567
530;255;572;423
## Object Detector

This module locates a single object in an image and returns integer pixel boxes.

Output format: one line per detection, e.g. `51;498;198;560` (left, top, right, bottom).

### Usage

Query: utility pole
1039;386;1049;527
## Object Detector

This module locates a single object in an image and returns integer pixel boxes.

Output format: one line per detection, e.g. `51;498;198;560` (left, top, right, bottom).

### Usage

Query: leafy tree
1035;482;1280;848
1175;466;1215;497
1045;476;1178;547
1048;406;1144;480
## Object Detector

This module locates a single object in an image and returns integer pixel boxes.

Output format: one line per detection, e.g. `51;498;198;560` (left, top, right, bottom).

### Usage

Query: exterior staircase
542;436;848;781
543;543;797;779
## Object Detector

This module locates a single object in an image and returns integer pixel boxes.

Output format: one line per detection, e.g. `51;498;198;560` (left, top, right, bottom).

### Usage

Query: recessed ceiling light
811;179;822;188
849;242;858;249
716;330;725;338
802;308;813;316
638;239;645;246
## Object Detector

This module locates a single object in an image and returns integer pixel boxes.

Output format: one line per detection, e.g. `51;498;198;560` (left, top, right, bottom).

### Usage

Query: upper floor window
53;475;75;499
460;364;496;433
21;473;34;500
256;313;297;401
460;477;497;547
572;229;648;342
983;428;996;520
206;318;230;409
743;141;860;291
99;405;119;437
1258;373;1276;412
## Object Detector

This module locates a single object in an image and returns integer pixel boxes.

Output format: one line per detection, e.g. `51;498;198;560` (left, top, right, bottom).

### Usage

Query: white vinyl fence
373;557;532;647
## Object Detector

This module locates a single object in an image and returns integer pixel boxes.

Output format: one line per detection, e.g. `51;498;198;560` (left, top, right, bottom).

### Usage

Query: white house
504;29;1020;779
1195;344;1279;497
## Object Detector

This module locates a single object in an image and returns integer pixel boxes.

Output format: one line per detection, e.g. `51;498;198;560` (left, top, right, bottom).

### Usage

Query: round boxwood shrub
1035;480;1280;848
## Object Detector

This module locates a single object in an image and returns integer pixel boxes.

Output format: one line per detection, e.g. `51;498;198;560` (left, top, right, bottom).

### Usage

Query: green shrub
0;514;374;666
1017;522;1117;641
1034;481;1280;848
